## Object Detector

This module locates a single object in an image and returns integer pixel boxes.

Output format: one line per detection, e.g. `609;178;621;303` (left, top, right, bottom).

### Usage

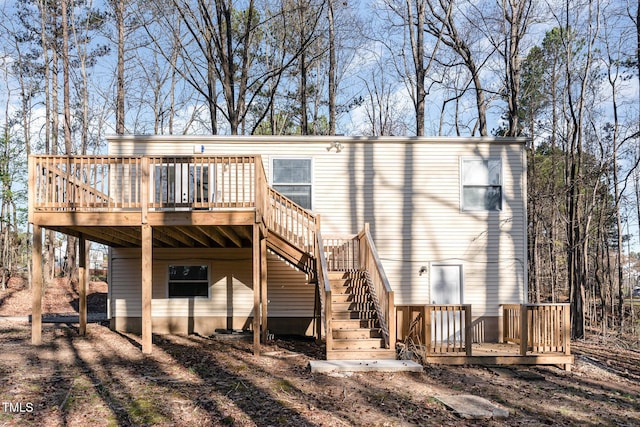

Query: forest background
0;0;639;342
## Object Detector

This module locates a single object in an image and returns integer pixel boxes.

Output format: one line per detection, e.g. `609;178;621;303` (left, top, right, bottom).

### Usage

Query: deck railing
315;224;332;350
323;235;359;271
501;303;571;355
30;156;138;211
30;155;264;212
396;304;472;355
358;224;395;349
146;156;258;209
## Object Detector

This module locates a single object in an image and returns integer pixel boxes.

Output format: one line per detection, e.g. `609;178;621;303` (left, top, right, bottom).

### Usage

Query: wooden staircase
326;271;396;360
263;186;395;360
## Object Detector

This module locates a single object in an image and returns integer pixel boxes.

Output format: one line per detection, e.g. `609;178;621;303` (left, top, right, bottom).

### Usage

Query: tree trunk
115;0;125;135
327;0;336;135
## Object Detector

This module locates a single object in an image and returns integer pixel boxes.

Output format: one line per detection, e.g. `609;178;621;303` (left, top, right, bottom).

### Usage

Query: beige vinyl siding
108;136;526;318
110;247;313;318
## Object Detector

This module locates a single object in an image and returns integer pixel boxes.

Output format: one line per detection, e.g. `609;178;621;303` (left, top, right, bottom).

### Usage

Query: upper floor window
461;158;502;211
272;158;312;209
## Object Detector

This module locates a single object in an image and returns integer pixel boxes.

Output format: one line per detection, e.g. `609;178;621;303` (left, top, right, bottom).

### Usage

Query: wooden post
32;225;43;345
464;305;473;356
424;305;432;355
564;303;572;371
315;215;322;341
260;236;268;343
141;224;153;354
79;235;88;336
498;305;504;344
141;157;149;224
388;291;395;349
519;304;529;356
252;225;260;356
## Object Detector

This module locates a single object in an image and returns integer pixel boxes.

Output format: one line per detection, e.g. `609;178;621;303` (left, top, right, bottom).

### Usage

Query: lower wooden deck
424;342;573;368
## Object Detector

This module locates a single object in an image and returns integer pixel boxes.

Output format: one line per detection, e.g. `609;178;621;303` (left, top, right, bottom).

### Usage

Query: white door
430;264;462;305
430;264;463;343
151;163;215;207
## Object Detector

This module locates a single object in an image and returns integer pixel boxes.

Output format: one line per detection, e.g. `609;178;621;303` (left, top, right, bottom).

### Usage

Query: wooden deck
424;342;573;367
28;154;318;356
396;303;573;369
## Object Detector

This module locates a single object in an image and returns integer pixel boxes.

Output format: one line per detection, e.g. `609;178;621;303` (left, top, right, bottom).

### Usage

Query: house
28;135;572;366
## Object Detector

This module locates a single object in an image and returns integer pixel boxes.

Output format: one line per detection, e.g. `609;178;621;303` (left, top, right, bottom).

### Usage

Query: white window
461;158;502;211
168;265;209;298
272;158;312;209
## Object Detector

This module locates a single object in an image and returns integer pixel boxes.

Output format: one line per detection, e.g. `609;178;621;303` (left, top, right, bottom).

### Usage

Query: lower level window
168;265;209;298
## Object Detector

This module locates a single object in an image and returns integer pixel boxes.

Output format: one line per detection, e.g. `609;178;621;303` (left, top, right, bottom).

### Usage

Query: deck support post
31;225;43;345
79;235;88;336
252;225;261;356
260;236;268;344
141;224;153;354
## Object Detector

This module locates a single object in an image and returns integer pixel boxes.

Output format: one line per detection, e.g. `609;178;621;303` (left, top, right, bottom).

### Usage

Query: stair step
331;338;386;350
331;293;370;303
332;328;382;339
332;319;380;329
332;310;377;320
332;301;374;311
326;348;396;361
328;272;355;280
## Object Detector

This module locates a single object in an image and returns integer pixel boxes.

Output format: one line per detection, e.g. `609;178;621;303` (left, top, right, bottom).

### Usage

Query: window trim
166;262;211;299
270;156;314;210
460;157;503;212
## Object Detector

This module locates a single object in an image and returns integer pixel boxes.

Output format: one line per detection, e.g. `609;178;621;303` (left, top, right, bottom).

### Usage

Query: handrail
358;223;395;349
315;224;332;351
267;187;317;255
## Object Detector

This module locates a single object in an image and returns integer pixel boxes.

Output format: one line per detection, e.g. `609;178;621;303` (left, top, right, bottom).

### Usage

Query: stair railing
266;187;317;255
314;220;332;351
358;223;395;350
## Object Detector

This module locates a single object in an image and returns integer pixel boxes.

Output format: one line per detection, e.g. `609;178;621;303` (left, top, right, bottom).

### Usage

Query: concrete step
325;348;397;360
332;319;380;329
332;328;382;339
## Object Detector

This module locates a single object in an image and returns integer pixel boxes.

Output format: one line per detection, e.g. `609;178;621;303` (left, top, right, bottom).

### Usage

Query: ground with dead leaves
1;278;639;426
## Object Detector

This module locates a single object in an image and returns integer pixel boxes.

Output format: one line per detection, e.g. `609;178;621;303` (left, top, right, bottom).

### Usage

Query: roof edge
105;134;528;145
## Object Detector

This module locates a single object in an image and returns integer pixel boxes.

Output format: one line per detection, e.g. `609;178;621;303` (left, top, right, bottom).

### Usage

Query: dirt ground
1;278;640;426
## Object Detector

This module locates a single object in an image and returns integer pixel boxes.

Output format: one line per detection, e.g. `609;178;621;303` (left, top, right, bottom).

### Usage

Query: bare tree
422;0;491;136
360;57;410;136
